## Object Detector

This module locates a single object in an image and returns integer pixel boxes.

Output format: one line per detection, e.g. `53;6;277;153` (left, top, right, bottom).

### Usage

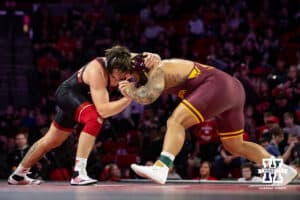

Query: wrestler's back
161;58;242;98
160;59;194;89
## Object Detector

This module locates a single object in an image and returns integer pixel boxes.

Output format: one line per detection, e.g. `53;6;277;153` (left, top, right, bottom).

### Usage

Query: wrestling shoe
131;161;169;184
272;164;297;186
70;171;98;186
8;174;42;185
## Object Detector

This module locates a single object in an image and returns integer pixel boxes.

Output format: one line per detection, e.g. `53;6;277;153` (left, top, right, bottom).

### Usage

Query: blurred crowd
0;0;300;182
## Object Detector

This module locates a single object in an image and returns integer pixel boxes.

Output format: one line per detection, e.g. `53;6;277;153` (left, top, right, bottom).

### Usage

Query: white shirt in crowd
237;176;262;182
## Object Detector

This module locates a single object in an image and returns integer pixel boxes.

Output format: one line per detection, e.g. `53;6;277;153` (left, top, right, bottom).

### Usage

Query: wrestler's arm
87;60;132;118
124;64;165;105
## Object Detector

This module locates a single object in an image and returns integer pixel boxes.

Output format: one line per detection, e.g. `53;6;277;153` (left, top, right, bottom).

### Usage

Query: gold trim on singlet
220;133;243;140
219;129;244;140
179;99;205;123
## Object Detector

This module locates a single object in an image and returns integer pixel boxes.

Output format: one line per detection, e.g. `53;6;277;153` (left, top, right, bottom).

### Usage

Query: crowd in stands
0;0;300;181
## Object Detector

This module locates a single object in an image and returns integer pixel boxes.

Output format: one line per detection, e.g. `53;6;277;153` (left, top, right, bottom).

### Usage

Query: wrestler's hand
118;80;134;98
143;52;161;69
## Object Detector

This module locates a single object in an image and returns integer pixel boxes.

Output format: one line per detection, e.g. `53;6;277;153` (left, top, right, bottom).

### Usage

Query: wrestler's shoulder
160;58;194;66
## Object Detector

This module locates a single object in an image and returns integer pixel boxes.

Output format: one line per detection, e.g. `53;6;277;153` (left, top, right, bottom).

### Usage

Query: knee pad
75;102;103;136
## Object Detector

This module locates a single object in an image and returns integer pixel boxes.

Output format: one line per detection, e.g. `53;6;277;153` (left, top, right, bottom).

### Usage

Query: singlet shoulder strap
95;57;110;88
77;64;87;83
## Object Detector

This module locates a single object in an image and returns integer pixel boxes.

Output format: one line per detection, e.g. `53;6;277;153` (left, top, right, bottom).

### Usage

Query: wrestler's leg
219;108;297;185
57;89;102;185
217;108;271;164
76;132;97;158
8;123;71;185
161;103;200;158
71;103;103;185
131;102;200;184
221;135;271;164
21;123;71;167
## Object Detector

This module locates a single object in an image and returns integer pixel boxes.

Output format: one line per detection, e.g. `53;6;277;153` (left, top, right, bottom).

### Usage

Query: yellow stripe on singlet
219;129;244;136
220;134;243;140
182;99;204;122
180;103;201;123
188;67;201;79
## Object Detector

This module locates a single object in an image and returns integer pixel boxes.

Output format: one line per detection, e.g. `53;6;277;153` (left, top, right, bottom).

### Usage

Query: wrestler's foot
70;171;98;186
8;174;42;185
272;164;297;186
131;161;169;184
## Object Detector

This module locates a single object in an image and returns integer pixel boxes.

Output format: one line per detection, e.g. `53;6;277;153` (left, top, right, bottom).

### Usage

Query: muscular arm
87;60;132;118
125;66;165;105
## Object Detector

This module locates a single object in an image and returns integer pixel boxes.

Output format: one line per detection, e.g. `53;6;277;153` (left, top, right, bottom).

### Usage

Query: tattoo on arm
125;67;165;104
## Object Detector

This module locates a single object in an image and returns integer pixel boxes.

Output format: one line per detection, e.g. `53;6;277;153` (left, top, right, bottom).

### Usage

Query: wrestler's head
129;54;148;85
105;45;132;86
105;45;132;73
131;54;147;73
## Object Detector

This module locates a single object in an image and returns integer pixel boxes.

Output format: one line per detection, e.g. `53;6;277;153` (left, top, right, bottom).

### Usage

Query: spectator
7;130;30;172
143;20;164;39
108;164;121;181
266;126;296;163
255;80;271;115
140;3;152;22
290;160;300;180
244;104;257;142
283;65;300;103
214;145;242;179
266;127;284;157
194;161;217;181
37;52;59;73
256;113;280;141
269;90;294;124
7;129;46;179
237;162;262;182
283;112;300;137
258;136;270;149
284;134;300;164
187;118;219;177
100;164;121;182
188;13;205;36
122;168;132;179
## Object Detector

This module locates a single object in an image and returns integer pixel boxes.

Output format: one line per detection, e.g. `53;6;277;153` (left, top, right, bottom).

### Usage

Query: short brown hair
269;127;284;137
16;128;29;139
241;162;254;174
283;112;294;119
105;45;132;72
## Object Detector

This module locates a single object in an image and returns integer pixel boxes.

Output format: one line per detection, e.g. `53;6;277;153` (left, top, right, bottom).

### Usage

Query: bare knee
167;116;181;127
168;106;192;126
169;105;199;128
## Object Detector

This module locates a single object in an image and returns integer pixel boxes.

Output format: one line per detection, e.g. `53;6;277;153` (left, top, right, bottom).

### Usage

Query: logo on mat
258;158;287;184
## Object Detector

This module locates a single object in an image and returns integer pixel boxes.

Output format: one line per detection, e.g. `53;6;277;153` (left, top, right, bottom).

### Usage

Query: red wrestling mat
0;181;299;200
